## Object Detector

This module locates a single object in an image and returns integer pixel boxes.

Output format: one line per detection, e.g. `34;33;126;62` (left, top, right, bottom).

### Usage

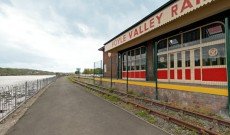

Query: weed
138;93;145;98
124;104;135;110
215;114;224;120
135;110;157;124
127;91;134;95
111;87;117;91
108;89;113;93
67;76;74;81
196;108;212;116
190;130;198;135
107;95;120;102
174;126;186;134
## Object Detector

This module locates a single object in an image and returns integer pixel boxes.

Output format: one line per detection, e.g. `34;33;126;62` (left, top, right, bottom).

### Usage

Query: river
0;75;56;86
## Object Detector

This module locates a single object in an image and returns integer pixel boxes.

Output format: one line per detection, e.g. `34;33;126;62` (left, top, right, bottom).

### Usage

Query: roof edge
98;46;104;51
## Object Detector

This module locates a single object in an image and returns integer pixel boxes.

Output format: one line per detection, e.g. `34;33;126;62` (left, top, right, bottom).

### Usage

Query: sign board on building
104;0;215;52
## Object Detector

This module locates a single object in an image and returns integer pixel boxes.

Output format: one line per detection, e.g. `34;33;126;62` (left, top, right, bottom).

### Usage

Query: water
0;75;56;86
0;75;56;121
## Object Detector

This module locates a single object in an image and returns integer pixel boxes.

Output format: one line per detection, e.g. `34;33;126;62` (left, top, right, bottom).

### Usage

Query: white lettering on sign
105;0;214;52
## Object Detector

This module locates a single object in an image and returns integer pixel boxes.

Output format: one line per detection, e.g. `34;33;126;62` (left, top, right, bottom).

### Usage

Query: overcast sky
0;0;168;72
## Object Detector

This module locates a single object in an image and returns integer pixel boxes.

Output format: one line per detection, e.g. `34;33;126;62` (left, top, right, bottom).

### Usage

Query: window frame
157;21;225;53
122;46;146;72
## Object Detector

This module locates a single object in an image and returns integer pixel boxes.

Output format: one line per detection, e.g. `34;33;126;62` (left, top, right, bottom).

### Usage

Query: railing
0;76;56;122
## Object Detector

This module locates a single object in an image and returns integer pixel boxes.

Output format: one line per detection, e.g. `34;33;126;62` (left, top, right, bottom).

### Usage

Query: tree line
0;67;55;76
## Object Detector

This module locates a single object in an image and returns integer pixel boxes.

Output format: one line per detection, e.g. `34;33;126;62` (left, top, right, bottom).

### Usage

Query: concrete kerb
0;80;56;135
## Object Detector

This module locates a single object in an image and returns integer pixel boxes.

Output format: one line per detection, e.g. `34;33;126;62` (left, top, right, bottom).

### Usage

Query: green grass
135;110;157;124
108;89;114;93
103;94;120;102
67;76;73;81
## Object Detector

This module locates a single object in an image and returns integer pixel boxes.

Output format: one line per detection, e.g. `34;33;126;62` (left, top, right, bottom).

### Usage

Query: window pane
136;59;140;70
141;47;146;58
202;23;225;43
158;54;167;69
127;61;131;71
202;44;226;66
131;61;135;70
128;51;131;61
185;51;190;67
123;62;126;71
183;28;200;47
194;49;200;66
170;54;174;68
141;58;146;70
177;52;182;67
123;53;126;61
131;50;135;60
169;35;181;50
136;48;141;59
158;39;167;52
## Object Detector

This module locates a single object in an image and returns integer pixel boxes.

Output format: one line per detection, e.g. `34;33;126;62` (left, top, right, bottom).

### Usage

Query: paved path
6;77;168;135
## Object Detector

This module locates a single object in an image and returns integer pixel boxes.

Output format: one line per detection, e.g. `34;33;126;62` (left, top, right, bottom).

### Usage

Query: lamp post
108;53;112;88
155;41;159;100
126;51;128;94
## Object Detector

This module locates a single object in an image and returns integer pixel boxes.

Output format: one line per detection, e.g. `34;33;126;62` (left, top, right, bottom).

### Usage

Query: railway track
71;77;230;135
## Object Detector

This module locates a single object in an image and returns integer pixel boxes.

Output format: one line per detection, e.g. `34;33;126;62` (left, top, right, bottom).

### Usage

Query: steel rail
71;78;221;135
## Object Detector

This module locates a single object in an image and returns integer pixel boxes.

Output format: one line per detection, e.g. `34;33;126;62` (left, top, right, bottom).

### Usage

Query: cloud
0;0;168;72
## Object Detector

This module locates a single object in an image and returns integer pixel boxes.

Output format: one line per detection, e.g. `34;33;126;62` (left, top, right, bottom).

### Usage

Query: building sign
104;0;215;52
207;25;223;36
159;57;165;63
209;48;218;57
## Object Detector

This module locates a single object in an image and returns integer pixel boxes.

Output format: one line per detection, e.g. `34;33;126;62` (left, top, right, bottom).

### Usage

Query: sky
0;0;168;73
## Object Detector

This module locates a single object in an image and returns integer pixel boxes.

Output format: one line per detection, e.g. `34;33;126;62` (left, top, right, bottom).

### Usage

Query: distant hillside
0;67;55;76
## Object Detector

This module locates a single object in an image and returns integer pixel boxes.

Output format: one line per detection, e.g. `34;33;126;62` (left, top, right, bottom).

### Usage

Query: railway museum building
99;0;230;113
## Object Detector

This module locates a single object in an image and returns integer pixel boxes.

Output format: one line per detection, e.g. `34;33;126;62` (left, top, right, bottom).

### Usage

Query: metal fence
0;76;56;122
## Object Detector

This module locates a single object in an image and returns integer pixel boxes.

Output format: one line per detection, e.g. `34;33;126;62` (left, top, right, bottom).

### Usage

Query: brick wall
146;41;154;81
103;51;117;78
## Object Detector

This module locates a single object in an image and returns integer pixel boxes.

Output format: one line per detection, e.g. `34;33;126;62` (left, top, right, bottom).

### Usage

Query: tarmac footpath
6;77;169;135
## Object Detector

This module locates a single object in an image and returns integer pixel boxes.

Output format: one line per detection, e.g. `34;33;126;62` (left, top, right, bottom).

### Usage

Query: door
169;49;201;83
169;52;183;82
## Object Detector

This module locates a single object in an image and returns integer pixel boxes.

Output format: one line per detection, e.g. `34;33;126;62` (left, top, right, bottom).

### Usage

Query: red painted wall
185;69;191;80
170;70;174;79
202;68;227;82
158;70;167;79
177;69;182;80
195;68;201;80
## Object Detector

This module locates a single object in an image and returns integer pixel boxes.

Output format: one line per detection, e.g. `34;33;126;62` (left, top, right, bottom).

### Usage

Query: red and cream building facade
101;0;230;86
